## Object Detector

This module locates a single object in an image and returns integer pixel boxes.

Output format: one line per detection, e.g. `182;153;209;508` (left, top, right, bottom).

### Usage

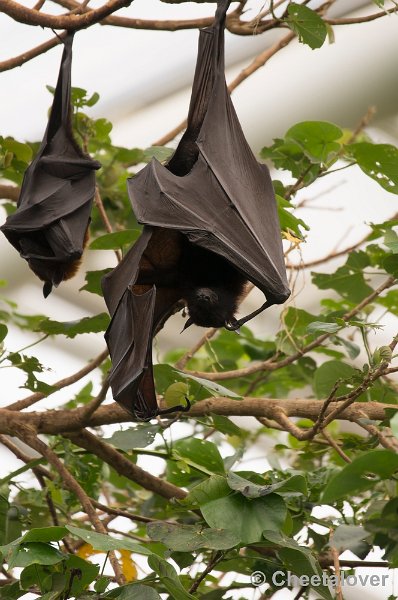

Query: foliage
1;2;398;599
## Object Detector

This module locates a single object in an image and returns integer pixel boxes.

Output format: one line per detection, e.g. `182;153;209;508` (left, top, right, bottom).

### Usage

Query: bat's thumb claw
181;317;194;333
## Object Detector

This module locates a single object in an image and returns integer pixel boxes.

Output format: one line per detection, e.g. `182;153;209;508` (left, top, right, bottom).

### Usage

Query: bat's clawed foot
156;395;191;417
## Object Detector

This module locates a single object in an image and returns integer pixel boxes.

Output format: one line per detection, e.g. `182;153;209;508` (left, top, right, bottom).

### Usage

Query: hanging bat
1;33;101;297
102;0;290;420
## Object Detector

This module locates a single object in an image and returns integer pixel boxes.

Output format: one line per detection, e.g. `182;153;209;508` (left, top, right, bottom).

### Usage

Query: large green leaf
66;525;151;555
322;450;398;503
348;142;398;194
313;360;360;398
80;269;112;295
227;473;307;498
201;493;286;544
4;542;65;569
287;4;328;49
286;121;342;163
312;251;373;303
147;521;239;551
185;474;231;506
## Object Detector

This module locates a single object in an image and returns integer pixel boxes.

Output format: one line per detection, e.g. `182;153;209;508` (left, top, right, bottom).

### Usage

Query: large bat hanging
1;34;101;297
102;0;290;420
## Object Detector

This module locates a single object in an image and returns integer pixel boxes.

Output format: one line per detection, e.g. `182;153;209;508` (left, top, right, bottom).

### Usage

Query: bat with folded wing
1;33;101;297
102;0;290;420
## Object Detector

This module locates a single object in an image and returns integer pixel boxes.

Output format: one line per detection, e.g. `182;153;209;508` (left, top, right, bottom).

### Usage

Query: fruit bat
102;0;290;420
1;33;101;297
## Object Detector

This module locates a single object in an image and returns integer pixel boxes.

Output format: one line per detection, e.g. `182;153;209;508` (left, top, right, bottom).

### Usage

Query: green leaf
147;521;239;551
322;450;398;503
211;414;242;436
307;321;341;334
143;146;174;162
0;323;7;343
201;493;286;544
185;474;231;506
90;230;141;250
384;229;398;253
348;142;398;194
5;542;65;568
164;382;189;408
80;269;112;295
177;370;242;399
147;555;195;600
313;360;359;398
37;313;110;338
106;425;160;450
2;138;32;163
286;121;342;163
227;473;307;498
276;195;309;238
384;254;398;278
172;438;225;475
66;525;151;555
0;582;24;599
332;525;369;554
64;554;100;596
287;4;328;49
104;584;162;599
19;526;67;544
312;259;373;303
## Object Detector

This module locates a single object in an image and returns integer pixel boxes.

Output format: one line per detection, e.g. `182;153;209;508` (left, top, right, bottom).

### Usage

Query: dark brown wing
102;226;183;419
0;33;101;296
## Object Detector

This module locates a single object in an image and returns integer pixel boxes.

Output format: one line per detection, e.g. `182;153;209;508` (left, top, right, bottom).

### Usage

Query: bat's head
184;286;239;329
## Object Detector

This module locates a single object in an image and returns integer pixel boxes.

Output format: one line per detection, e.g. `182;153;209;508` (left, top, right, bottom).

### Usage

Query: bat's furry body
135;228;247;329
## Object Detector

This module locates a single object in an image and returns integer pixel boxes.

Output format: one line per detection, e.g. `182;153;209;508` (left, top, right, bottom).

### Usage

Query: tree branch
0;0;132;29
1;399;395;437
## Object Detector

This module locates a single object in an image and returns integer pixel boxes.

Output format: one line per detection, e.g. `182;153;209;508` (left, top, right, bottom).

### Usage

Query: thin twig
6;348;109;411
94;187;122;263
154;31;295;146
321;430;352;463
188;551;225;594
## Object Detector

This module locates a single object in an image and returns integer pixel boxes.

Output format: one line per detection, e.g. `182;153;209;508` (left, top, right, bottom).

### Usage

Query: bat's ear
224;317;240;332
181;317;194;333
43;281;53;298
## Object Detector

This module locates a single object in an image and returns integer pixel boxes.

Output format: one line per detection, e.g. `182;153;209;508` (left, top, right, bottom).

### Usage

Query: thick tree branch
0;399;395;437
0;184;20;202
0;0;132;29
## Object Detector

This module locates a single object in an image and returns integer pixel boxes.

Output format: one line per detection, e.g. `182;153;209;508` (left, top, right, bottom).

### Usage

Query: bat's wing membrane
1;34;101;293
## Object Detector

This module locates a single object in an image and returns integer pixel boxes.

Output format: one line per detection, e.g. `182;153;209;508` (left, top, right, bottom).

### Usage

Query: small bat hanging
102;0;290;420
1;33;101;298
